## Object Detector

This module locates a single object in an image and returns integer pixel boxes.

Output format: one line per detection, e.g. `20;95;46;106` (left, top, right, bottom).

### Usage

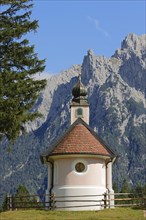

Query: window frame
76;108;83;118
73;159;88;175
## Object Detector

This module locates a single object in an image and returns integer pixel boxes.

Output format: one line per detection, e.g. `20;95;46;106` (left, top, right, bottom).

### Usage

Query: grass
0;208;145;220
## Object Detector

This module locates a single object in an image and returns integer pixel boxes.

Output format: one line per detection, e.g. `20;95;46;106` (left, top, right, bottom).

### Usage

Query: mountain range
0;33;145;205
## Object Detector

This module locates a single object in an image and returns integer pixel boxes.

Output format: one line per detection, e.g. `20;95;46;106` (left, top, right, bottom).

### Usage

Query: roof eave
41;152;116;164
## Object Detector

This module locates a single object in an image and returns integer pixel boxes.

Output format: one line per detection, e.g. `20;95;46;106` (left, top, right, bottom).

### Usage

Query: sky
28;0;145;76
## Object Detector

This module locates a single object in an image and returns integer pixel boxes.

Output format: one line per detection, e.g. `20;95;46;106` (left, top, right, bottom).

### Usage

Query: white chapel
41;74;116;210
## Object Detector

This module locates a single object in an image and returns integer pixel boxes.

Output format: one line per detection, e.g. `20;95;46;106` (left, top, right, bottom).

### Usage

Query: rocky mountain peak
121;33;146;51
87;48;94;57
112;34;146;94
0;33;145;206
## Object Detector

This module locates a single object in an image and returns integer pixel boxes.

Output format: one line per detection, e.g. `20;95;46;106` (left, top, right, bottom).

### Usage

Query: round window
75;162;85;173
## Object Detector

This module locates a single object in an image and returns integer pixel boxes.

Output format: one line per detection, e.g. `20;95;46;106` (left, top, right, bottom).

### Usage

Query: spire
71;73;88;106
70;72;89;124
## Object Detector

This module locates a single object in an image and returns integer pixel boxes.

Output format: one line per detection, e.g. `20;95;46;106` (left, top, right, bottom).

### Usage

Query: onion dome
71;73;89;106
72;80;87;98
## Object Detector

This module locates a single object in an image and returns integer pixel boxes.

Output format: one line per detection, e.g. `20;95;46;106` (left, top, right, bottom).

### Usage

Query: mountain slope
0;33;145;205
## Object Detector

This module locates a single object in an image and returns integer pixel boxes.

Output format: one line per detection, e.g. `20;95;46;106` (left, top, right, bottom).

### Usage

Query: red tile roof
41;118;116;160
52;123;110;155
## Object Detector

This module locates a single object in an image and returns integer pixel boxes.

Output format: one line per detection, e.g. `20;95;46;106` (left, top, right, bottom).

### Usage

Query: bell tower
70;73;89;124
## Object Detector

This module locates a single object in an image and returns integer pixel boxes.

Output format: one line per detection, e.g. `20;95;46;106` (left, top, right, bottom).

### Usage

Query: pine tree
14;185;31;208
0;0;46;142
113;182;119;193
1;195;8;211
121;179;131;193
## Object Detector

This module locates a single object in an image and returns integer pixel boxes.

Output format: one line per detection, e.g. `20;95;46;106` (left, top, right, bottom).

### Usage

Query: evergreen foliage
120;179;131;193
0;195;7;212
132;184;146;198
0;0;46;142
13;184;34;208
113;182;119;193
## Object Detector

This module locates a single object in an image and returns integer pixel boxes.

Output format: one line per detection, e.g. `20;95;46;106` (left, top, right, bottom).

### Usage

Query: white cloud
87;16;110;38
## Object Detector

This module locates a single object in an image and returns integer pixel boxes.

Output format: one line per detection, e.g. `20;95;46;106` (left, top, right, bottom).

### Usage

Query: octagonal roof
41;118;116;163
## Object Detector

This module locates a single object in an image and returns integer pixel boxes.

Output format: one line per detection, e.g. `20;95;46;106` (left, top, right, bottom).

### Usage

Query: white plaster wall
52;186;106;210
70;106;89;124
52;157;107;210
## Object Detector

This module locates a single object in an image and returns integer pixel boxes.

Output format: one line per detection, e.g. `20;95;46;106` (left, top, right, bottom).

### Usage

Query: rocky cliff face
0;33;145;205
81;34;145;187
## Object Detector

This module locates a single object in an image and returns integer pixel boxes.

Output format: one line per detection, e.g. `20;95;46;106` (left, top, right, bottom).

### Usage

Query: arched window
76;108;83;117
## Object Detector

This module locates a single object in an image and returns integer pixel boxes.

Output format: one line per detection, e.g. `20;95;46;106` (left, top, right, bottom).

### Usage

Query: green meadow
0;208;145;220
